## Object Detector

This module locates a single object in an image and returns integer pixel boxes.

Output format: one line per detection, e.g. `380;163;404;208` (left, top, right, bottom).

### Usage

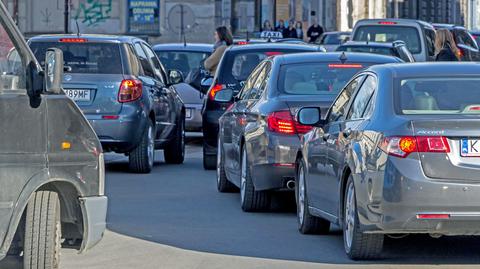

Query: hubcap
345;182;356;250
147;125;154;167
217;137;221;184
298;165;305;226
240;148;247;204
181;121;185;157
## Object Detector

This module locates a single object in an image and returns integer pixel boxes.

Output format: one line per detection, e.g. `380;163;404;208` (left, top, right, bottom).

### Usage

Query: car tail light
265;51;283;56
118;79;142;103
457;48;464;59
59;38;88;42
416;214;450;219
237;41;249;45
381;136;450;158
208;84;225;101
328;63;363;68
267;111;312;135
378;21;397;25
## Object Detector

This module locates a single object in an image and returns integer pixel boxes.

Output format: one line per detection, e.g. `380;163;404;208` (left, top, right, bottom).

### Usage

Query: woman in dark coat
435;29;460;61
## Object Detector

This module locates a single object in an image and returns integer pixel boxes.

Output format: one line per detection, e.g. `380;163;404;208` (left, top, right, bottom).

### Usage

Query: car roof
470;30;480;35
340;41;399;48
152;43;213;52
368;62;480;78
432;23;467;30
227;43;319;52
355;18;434;29
29;34;142;43
323;31;351;35
274;52;402;65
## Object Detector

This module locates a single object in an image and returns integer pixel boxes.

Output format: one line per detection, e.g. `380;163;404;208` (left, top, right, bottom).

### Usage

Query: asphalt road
3;140;480;269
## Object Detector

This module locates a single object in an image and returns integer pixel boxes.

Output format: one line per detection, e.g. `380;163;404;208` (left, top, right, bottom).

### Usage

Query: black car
470;31;480;47
432;23;480;61
336;41;415;62
29;35;186;173
216;52;402;211
201;43;322;170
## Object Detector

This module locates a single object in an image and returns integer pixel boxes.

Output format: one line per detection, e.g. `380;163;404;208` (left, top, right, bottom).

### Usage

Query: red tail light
208;84;225;101
417;214;450;219
267;111;312;135
118;79;142;103
457;48;464;59
328;64;363;68
237;41;249;45
378;21;397;25
59;38;87;43
265;51;283;56
381;136;450;158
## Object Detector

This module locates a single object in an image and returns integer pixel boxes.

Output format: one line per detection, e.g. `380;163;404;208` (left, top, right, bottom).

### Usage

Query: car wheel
343;175;383;260
296;160;330;234
240;146;270;212
164;117;185;164
129;121;154;173
203;143;217;170
24;191;61;269
217;136;238;192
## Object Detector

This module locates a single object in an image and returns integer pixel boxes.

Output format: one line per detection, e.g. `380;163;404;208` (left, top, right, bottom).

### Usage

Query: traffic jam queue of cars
3;3;480;266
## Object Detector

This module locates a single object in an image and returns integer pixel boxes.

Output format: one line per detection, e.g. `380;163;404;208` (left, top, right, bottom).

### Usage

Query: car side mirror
214;89;233;102
200;77;213;94
44;48;64;94
297;107;323;126
168;69;184;84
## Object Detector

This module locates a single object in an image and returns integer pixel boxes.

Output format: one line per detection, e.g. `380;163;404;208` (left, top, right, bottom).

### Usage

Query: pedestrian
434;29;460;61
307;19;324;43
262;20;274;31
295;21;304;40
275;19;286;33
204;26;233;74
283;20;297;38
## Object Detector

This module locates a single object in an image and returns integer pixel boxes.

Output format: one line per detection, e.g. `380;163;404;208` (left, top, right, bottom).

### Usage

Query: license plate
461;139;480;157
64;89;91;101
186;108;193;119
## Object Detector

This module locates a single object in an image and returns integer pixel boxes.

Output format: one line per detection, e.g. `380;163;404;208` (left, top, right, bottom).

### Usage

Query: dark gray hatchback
29;35;186;173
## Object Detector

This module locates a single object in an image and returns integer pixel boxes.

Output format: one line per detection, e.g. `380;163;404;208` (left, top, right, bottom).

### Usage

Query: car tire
217;136;237;193
129;121;154;173
203;143;217;170
23;191;61;269
296;160;330;234
164;117;185;164
240;146;270;212
343;175;383;260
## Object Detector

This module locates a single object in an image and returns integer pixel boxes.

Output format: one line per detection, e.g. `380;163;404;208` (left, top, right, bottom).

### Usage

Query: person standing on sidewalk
283;20;297;38
307;19;324;43
262;20;274;31
204;26;233;75
434;29;460;61
295;21;304;40
275;20;286;33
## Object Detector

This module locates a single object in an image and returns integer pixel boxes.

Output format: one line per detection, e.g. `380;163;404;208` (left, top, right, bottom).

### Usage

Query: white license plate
186;108;193;119
461;139;480;157
64;89;91;101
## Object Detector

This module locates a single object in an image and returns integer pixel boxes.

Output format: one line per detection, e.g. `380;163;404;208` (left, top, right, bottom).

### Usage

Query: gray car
216;52;401;212
296;62;480;260
29;35;186;173
0;3;106;268
153;43;213;132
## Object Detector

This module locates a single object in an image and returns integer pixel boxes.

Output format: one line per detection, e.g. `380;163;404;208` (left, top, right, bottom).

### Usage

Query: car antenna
366;33;370;44
246;31;250;42
340;52;347;63
183;34;187;47
75;20;81;37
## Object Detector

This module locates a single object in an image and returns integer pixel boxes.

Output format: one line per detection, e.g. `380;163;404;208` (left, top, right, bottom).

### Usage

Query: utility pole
64;0;69;34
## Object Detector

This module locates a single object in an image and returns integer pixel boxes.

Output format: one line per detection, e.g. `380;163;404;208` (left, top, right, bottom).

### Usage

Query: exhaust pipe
286;180;295;190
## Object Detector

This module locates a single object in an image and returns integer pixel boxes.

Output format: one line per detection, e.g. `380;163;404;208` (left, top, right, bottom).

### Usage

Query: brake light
328;64;363;68
267;111;312;135
378;21;397;25
265;51;283;56
381;136;450;158
118;79;142;103
457;48;464;58
237;41;249;45
417;214;450;219
59;38;87;43
208;84;224;101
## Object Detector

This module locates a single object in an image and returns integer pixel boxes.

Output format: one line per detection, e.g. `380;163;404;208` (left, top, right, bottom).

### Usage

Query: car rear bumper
185;103;202;131
79;195;108;253
358;157;480;235
247;133;300;191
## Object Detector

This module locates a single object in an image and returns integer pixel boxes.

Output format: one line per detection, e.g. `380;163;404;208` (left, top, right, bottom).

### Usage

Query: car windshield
155;50;210;79
322;33;350;45
278;62;375;95
336;45;394;56
29;41;122;74
398;78;480;114
353;25;420;54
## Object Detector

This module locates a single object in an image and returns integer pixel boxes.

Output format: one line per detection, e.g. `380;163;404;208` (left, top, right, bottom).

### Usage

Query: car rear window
219;49;314;86
155;50;210;78
322;33;350;45
336;45;395;57
397;78;480;114
29;41;123;74
278;62;376;96
353;26;421;54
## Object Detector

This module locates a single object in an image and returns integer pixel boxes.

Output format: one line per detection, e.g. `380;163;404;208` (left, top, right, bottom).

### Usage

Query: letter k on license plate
461;139;480;157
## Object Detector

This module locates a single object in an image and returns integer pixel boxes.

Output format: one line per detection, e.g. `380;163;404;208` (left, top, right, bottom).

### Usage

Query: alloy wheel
240;148;247;204
217;137;222;185
147;125;154;168
345;182;356;250
298;164;306;226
